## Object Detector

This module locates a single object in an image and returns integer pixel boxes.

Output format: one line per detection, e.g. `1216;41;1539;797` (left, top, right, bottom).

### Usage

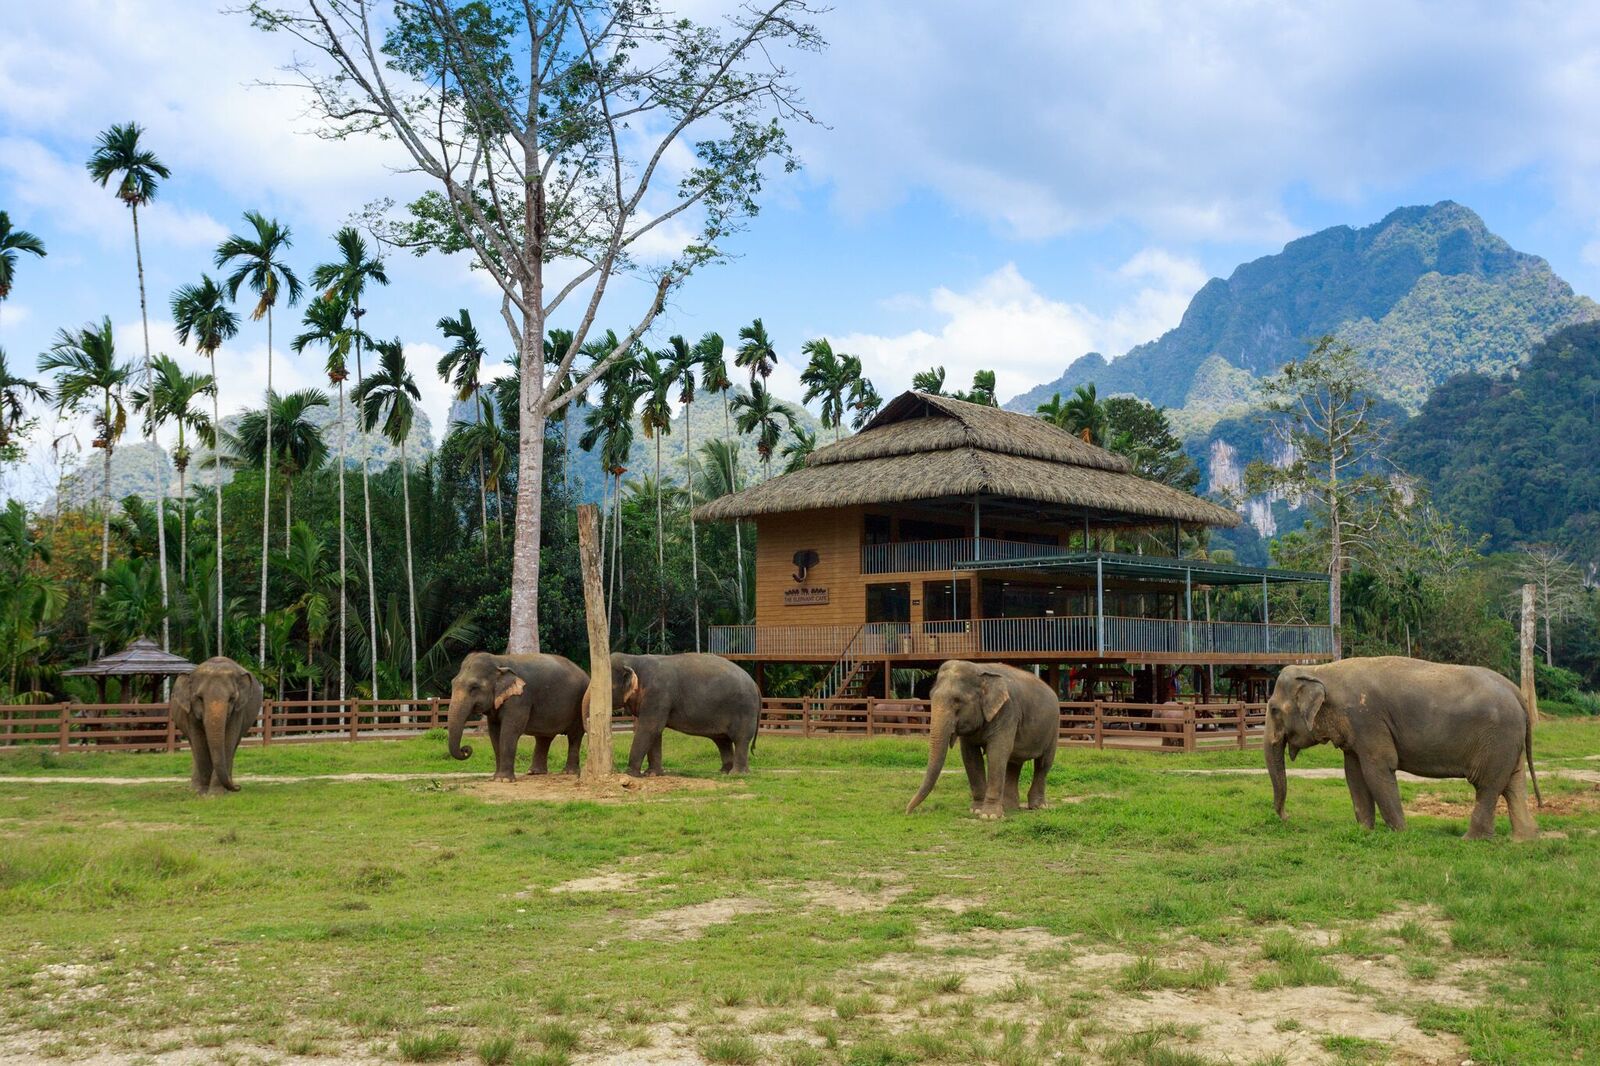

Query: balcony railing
861;537;1063;574
709;615;1334;659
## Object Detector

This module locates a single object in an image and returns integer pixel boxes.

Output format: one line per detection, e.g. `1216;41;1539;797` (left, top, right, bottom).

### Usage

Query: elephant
594;653;760;776
169;657;262;795
446;652;589;781
1149;703;1186;749
1267;657;1541;840
905;661;1059;820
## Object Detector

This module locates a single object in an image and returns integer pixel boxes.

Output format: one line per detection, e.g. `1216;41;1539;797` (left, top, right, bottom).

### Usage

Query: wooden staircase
808;625;888;702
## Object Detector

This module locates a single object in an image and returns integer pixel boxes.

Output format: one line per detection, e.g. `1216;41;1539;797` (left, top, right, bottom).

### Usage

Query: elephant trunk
447;690;475;761
906;706;955;813
204;700;235;793
1266;731;1288;820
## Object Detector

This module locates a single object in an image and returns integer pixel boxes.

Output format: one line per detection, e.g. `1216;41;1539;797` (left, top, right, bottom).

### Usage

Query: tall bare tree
1246;336;1393;660
1513;544;1586;666
245;0;822;653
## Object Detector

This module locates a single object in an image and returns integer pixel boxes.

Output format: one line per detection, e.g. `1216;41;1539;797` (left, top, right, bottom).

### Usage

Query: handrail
807;623;867;700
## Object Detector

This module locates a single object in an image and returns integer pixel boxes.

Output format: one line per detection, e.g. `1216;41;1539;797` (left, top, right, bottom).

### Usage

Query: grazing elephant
170;657;262;795
595;653;760;776
905;661;1058;820
1267;657;1541;840
447;652;589;781
1149;704;1186;749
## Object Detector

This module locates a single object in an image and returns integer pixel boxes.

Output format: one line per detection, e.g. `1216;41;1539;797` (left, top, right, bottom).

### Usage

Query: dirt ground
466;772;736;805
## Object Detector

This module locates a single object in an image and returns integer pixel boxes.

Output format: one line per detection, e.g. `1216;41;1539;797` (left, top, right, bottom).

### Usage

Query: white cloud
789;1;1600;244
831;255;1206;401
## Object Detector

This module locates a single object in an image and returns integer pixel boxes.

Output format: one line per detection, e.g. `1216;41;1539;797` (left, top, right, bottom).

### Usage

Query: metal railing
711;615;1334;659
861;537;1063;574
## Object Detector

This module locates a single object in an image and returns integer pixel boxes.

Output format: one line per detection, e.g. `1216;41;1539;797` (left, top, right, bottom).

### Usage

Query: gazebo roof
62;638;197;678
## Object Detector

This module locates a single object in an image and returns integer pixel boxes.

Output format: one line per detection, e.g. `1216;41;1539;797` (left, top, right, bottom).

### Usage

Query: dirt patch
1411;783;1600;819
468;773;730;805
552;869;660;893
798;878;909;913
630;898;768;941
870;925;1073;994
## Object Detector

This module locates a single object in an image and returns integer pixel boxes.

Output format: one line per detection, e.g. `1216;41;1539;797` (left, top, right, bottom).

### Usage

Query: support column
1262;575;1271;655
1095;555;1105;655
973;495;983;560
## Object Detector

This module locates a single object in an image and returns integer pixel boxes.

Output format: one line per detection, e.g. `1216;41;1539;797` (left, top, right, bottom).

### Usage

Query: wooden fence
0;698;1265;755
0;698;451;753
758;698;1267;752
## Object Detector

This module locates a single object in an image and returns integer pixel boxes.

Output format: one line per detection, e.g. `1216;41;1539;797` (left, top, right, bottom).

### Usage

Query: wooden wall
753;506;866;627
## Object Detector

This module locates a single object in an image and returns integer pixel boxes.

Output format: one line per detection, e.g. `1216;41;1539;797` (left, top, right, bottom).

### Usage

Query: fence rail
0;698;451;753
758;697;1266;752
0;697;1265;755
710;616;1333;659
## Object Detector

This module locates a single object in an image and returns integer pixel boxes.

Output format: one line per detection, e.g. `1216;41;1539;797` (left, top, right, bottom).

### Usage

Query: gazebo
62;638;196;703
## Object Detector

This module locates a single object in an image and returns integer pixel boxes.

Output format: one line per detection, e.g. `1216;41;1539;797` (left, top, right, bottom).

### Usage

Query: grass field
1;721;1598;1066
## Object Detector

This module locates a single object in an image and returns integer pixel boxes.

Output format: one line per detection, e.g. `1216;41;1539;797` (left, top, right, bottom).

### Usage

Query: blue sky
6;1;1600;502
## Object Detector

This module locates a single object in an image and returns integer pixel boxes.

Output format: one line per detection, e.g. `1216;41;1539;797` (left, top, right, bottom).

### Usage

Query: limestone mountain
1008;202;1598;425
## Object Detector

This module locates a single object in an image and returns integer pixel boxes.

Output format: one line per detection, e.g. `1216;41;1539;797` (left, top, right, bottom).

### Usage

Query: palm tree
847;371;882;430
171;276;240;654
637;348;675;651
272;521;334;705
799;337;852;443
0;211;47;330
292;290;358;703
0;350;50;450
449;407;512;546
310;227;388;701
131;355;213;582
544;327;578;500
0;499;64;700
963;369;998;406
731;381;797;482
355;339;422;704
216;211;302;668
222;389;330;537
782;424;817;473
662;334;703;650
39;318;134;599
695;331;746;621
1059;383;1107;445
912;365;947;395
580;361;641;632
88;122;174;652
735;317;778;386
436;308;492;558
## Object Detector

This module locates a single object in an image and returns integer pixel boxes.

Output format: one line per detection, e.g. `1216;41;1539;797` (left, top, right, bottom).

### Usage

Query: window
866;582;911;624
922;580;971;623
863;513;893;545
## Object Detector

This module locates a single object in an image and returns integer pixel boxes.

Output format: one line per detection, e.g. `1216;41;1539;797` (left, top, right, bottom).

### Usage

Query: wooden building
694;391;1334;699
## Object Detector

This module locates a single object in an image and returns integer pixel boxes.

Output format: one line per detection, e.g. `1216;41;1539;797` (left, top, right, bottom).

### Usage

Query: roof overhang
952;550;1328;587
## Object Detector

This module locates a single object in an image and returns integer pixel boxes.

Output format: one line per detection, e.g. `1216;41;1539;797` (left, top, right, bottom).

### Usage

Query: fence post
866;699;875;738
165;703;177;753
57;702;70;753
804;702;812;738
350;700;360;742
1093;701;1104;749
262;699;273;746
1237;703;1247;750
1183;704;1196;753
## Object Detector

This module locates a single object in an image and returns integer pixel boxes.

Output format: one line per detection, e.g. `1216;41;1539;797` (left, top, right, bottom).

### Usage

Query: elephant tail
1524;696;1542;809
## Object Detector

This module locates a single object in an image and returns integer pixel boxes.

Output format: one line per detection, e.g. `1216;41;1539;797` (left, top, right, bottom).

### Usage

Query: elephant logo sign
792;549;820;583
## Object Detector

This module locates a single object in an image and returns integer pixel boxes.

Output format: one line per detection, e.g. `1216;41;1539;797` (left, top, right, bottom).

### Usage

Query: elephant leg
562;729;583;775
649;734;664;776
713;736;735;774
627;719;662;777
1360;759;1407;832
1344;751;1376;830
187;722;213;794
1027;746;1054;810
977;733;1015;820
486;713;503;769
493;710;525;782
959;739;987;809
1502;766;1538;842
1463;781;1501;840
528;735;553;776
1003;762;1022;811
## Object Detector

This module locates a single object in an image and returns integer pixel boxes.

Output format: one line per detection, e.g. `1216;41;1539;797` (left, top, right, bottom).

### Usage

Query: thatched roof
694;391;1239;528
62;637;196;677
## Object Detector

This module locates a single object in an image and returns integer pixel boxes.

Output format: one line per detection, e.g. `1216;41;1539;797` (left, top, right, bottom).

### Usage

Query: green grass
0;722;1597;1064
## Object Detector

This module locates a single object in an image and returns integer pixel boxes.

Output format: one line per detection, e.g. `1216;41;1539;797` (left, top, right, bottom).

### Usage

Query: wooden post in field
1520;583;1539;728
578;504;613;780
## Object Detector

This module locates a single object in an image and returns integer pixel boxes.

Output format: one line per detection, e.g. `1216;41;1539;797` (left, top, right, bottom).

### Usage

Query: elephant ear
493;668;526;710
979;672;1011;722
619;668;641;711
1293;676;1326;734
